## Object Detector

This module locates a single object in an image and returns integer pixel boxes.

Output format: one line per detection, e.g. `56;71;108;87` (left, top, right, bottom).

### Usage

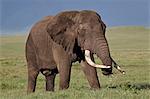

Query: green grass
0;26;150;99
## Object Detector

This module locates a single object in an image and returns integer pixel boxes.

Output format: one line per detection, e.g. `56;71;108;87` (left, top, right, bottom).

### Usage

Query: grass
0;26;150;99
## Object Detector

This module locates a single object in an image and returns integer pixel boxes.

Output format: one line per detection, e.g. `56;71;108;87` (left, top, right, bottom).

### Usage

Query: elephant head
47;10;124;75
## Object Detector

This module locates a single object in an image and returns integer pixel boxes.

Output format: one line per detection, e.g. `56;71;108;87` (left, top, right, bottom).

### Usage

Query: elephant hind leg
27;67;39;94
45;74;56;91
59;64;72;90
41;68;58;91
80;60;100;89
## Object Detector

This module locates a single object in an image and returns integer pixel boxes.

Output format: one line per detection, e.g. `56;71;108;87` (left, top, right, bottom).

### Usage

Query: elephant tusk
85;50;111;69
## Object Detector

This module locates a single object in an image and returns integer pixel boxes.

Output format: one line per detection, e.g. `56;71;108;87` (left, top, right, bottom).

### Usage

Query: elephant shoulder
29;16;53;34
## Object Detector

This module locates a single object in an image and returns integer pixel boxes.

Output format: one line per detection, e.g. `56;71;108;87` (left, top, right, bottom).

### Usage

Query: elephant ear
101;20;106;34
47;16;76;54
77;24;86;49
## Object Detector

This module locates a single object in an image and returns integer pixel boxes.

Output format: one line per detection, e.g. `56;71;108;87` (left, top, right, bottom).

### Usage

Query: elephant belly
37;50;56;70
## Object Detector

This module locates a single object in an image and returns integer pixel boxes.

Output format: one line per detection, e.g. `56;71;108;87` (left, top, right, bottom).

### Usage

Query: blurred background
0;0;149;35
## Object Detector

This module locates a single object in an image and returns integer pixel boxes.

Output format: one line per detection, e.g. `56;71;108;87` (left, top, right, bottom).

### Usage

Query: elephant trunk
94;37;112;66
94;36;113;75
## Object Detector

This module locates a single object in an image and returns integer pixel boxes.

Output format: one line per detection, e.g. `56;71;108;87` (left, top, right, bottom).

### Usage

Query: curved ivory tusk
85;50;111;68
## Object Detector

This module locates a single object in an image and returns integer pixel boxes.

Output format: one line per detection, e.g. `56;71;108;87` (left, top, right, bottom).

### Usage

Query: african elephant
26;10;124;93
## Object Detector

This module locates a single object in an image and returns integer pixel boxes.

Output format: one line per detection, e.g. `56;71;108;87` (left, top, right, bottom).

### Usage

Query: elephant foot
90;85;100;90
46;87;54;92
59;83;69;90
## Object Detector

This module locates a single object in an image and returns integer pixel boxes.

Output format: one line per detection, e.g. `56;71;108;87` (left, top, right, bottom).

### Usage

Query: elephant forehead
79;23;100;31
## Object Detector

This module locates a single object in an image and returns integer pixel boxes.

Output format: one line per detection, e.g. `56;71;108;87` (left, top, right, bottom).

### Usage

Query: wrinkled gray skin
26;10;117;93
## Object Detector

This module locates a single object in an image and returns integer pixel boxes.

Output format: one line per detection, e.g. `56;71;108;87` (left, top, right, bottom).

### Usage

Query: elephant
26;10;124;93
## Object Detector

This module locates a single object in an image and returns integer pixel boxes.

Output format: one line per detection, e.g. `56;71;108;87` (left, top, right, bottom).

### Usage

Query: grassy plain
0;27;150;99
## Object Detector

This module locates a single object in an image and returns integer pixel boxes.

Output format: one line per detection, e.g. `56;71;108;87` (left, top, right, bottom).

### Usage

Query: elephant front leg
58;62;72;90
80;60;100;89
52;44;72;90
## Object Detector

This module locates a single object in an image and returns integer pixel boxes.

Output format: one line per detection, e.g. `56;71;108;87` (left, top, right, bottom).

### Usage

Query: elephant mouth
101;68;113;75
